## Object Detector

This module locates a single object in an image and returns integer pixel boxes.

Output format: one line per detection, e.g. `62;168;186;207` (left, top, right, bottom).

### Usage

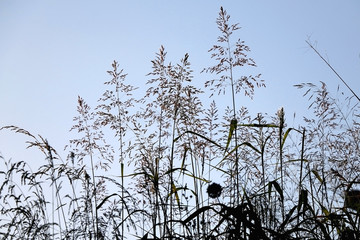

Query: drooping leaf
281;128;294;150
174;130;222;149
182;172;210;183
269;180;283;201
219;142;260;166
209;163;232;176
171;183;181;208
312;170;323;184
164;167;209;183
224;119;237;153
181;206;213;224
279;205;297;230
97;193;119;210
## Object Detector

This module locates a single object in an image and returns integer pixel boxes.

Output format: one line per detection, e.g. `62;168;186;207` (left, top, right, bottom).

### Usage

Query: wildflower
207;183;223;198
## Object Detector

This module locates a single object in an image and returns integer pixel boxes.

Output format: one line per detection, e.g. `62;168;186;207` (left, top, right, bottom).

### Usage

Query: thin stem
228;38;240;207
299;128;306;191
279;114;284;221
306;40;360;102
158;107;164;239
83;114;98;238
169;114;177;239
116;79;125;240
46;142;67;237
89;151;98;238
298;128;306;227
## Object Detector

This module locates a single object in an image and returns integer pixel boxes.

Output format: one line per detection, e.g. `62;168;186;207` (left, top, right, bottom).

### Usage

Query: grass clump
1;7;359;240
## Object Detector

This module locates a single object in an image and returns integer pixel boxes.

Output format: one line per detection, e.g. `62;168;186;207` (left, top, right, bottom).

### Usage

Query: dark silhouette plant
1;6;359;240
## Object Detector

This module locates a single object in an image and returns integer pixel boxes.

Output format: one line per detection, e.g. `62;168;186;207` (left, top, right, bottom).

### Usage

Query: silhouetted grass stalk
278;107;285;221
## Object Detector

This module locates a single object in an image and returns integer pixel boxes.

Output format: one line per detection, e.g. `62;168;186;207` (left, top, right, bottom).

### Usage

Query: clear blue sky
1;1;360;163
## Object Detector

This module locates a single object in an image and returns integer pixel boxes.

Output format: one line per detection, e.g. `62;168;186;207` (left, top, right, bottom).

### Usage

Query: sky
1;1;360;166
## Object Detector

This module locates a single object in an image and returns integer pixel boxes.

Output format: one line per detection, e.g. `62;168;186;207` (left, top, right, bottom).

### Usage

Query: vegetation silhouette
1;7;359;240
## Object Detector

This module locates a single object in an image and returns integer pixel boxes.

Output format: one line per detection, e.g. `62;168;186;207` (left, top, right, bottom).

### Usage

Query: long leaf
174;130;222;149
279;205;298;230
219;142;260;166
238;123;279;128
281;127;301;150
224;119;237;153
165;167;210;183
208;163;232;176
183;172;210;183
269;180;284;201
181;206;213;224
311;170;323;184
97;193;119;210
171;183;181;208
122;171;152;179
164;167;187;176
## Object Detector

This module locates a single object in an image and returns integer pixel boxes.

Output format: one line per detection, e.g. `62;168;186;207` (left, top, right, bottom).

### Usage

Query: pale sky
1;1;360;164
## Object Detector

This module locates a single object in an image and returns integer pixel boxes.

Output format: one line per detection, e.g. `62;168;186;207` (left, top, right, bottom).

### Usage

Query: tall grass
1;7;359;240
202;6;265;207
